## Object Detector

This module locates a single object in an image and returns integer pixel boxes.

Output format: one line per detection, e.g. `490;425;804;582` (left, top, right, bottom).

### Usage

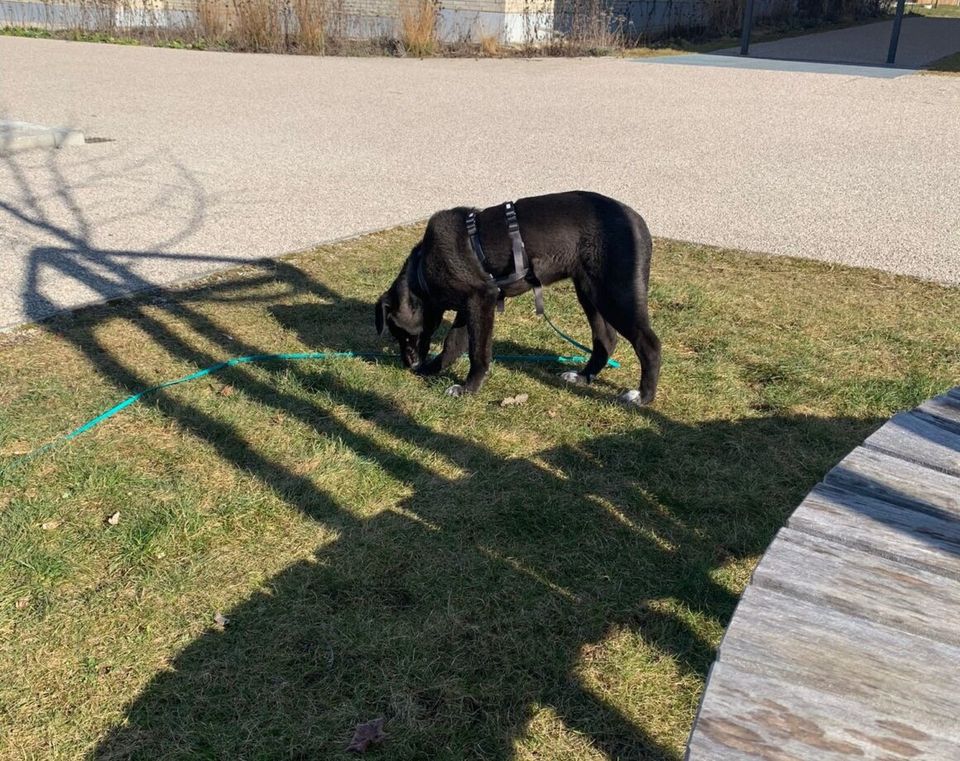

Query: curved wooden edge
686;386;960;760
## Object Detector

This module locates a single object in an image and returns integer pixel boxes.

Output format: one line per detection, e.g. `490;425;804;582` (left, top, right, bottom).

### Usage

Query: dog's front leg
416;306;444;369
418;311;467;376
446;294;497;396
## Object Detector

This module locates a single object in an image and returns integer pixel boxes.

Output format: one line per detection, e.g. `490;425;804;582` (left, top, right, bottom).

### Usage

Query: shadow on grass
4;150;884;759
87;388;875;760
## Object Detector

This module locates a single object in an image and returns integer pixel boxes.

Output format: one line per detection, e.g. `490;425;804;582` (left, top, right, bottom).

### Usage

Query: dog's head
375;248;425;370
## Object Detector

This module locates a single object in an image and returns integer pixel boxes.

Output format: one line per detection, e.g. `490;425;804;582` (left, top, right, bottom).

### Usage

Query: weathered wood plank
918;392;960;430
824;445;960;521
788;483;960;580
687;661;960;760
750;527;960;647
687;388;960;759
865;410;960;477
716;586;960;736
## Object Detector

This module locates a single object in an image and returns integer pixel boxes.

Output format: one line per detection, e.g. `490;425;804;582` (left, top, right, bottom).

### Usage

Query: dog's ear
374;295;388;337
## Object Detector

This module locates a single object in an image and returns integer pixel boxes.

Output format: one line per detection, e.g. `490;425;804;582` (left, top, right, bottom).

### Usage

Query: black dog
375;191;660;406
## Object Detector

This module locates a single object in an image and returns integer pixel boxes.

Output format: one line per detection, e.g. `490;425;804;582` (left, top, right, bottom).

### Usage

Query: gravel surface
1;35;959;328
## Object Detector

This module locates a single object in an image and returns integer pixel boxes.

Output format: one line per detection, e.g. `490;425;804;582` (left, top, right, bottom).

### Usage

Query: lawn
1;228;959;760
926;50;960;73
909;4;960;18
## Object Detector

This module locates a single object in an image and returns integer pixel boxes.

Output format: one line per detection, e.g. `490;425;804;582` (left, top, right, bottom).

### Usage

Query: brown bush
399;0;438;56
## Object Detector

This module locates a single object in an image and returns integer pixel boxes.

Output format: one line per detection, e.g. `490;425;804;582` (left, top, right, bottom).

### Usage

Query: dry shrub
399;0;438;56
704;0;744;37
230;0;279;50
291;0;325;53
549;0;624;54
84;0;119;32
9;0;353;54
196;0;230;40
480;31;499;56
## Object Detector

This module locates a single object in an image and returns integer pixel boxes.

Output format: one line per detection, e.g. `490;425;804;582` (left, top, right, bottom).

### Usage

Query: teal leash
3;351;369;473
543;312;620;370
3;311;619;472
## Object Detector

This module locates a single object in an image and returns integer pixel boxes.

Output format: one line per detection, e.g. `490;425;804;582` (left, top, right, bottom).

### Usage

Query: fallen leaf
106;511;121;526
213;612;229;628
41;520;61;531
547;409;558;418
218;385;235;397
15;596;30;610
500;393;529;407
346;717;387;753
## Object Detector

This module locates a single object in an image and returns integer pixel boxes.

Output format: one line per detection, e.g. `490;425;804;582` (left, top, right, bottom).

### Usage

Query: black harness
466;202;544;315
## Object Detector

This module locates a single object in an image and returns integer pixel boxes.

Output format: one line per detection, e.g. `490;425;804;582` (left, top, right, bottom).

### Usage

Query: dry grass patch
399;0;439;57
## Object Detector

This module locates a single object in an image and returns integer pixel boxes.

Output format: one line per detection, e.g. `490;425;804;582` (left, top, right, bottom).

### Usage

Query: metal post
739;0;756;55
887;0;907;65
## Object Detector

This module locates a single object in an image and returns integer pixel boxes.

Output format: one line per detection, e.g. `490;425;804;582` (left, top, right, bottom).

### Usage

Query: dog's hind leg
614;312;660;407
560;281;619;386
592;283;661;407
619;321;661;407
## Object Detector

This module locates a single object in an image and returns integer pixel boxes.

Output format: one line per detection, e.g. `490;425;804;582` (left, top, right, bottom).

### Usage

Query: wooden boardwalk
686;387;960;760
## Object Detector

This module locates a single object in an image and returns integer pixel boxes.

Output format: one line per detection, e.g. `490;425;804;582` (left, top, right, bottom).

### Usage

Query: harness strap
410;245;431;298
466;210;503;311
465;212;488;267
505;203;544;315
466;203;544;315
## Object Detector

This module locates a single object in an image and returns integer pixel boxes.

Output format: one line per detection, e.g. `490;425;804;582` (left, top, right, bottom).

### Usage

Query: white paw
618;389;643;408
560;371;590;386
445;384;465;397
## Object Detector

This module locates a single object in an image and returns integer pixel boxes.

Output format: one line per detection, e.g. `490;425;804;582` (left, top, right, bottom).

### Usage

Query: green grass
925;50;960;72
1;229;959;759
0;24;229;50
908;4;960;18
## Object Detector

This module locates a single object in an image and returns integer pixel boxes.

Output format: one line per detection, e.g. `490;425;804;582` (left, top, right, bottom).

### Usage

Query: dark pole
887;0;907;65
740;0;756;55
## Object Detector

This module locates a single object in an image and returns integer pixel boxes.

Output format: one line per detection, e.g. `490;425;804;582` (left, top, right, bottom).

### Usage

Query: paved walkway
719;16;960;68
1;36;959;328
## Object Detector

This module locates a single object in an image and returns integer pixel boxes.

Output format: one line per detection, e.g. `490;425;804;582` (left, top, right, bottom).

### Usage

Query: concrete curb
0;120;85;154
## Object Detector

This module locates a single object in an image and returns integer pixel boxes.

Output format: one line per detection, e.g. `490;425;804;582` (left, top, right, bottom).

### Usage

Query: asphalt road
1;35;959;328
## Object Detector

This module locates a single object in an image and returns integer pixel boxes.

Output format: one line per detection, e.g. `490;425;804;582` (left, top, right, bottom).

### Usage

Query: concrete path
1;36;959;329
718;16;960;68
637;53;912;77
